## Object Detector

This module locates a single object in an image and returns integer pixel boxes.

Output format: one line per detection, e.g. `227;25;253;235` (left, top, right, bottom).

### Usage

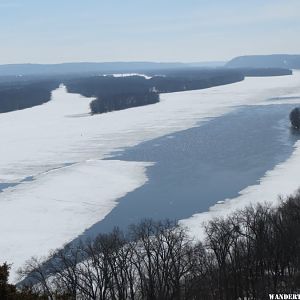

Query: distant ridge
226;54;300;69
0;61;224;76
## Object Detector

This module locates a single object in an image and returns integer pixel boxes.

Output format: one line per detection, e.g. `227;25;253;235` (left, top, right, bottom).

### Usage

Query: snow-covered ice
0;160;151;279
1;71;300;279
1;73;300;183
104;73;152;79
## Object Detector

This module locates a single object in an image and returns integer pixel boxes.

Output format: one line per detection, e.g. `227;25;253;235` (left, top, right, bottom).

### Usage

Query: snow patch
103;73;152;79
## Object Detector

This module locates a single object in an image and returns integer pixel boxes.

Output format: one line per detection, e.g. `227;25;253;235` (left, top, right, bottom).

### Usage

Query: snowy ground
104;73;153;79
1;71;300;279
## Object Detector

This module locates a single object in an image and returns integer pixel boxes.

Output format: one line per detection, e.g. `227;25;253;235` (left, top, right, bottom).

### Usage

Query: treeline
0;79;61;113
89;92;159;114
64;76;159;114
64;69;244;114
148;70;243;93
144;67;292;79
226;54;300;69
3;192;298;299
236;68;293;77
0;263;46;300
0;67;290;115
290;107;300;129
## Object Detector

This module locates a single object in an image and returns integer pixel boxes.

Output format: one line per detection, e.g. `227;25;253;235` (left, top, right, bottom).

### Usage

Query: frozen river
1;72;300;278
80;102;300;236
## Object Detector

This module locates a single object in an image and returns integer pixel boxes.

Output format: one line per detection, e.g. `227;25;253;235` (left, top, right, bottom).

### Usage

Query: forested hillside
226;54;300;69
1;192;298;299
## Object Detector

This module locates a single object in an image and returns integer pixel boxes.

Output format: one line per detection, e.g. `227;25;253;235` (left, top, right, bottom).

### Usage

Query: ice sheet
1;72;300;279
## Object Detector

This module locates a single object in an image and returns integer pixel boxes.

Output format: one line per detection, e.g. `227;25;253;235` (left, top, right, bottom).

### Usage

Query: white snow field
104;73;153;79
1;72;300;279
0;160;151;280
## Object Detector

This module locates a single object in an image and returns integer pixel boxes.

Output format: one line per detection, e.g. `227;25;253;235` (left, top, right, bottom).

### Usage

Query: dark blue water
0;183;16;192
0;177;34;192
78;103;300;237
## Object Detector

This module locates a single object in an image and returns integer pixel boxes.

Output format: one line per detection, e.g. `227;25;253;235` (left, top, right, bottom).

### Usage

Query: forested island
64;67;292;114
0;79;61;113
0;65;293;114
64;69;244;114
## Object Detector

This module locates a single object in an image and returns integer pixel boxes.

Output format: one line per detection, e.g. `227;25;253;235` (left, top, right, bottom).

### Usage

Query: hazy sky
0;0;300;64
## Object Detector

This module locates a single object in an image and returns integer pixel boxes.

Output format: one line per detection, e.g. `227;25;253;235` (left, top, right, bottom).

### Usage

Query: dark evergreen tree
290;107;300;129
